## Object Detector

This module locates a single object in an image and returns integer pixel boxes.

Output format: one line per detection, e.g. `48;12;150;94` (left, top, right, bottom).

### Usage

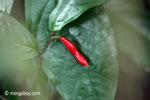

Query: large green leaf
0;12;50;100
25;0;56;50
0;0;14;13
104;0;150;67
42;7;118;100
49;0;105;31
0;12;38;59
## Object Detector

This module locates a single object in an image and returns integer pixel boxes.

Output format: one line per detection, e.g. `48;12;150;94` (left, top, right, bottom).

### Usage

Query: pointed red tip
84;63;89;67
82;61;89;67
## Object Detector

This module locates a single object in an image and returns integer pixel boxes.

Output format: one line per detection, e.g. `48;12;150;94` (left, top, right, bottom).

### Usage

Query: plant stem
40;32;53;55
51;36;60;40
40;32;59;55
30;32;56;89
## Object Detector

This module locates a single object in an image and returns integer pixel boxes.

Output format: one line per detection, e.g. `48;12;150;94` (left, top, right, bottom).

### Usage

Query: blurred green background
0;0;150;100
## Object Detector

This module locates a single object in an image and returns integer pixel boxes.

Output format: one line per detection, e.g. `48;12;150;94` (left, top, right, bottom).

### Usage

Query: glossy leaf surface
25;0;56;50
43;7;118;100
49;0;105;31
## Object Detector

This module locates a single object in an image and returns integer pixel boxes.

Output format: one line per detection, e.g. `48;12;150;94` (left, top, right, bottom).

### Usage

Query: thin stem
40;32;54;55
30;32;57;89
51;36;60;40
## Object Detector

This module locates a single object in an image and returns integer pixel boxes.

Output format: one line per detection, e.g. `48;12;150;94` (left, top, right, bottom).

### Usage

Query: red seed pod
60;36;88;66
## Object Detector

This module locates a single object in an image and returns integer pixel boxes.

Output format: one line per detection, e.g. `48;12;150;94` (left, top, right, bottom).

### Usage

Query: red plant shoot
60;36;88;66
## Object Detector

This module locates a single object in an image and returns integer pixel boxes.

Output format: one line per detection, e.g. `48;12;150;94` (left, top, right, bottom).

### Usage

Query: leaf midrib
53;0;72;28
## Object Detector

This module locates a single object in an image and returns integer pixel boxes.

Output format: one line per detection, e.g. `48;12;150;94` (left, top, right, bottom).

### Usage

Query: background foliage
0;0;150;100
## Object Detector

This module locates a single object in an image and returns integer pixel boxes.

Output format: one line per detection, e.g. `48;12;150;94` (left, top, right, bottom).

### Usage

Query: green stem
40;32;54;55
51;36;60;40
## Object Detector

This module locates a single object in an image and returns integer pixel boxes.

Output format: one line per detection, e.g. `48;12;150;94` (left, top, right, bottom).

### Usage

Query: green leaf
0;0;14;13
49;0;105;31
104;0;150;67
25;0;56;50
0;13;50;100
43;7;118;100
0;12;39;59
